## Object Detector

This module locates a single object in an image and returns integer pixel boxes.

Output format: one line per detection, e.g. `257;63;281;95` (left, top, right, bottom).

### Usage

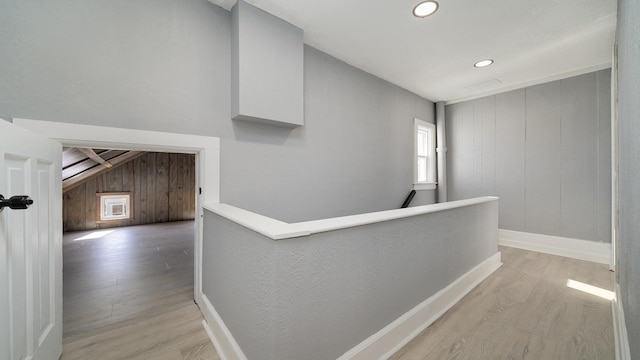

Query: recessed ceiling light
413;1;439;18
474;59;494;68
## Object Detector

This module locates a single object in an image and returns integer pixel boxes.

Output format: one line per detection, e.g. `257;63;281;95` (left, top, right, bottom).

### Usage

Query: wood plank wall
63;152;196;232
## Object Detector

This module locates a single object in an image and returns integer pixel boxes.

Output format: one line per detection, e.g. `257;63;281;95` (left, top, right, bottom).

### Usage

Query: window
98;193;131;221
414;119;436;190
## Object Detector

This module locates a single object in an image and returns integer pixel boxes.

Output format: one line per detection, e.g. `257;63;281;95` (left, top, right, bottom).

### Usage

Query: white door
0;119;62;360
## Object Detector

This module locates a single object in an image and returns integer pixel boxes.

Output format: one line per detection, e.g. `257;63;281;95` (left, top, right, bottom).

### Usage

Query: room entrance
61;149;197;340
11;118;222;358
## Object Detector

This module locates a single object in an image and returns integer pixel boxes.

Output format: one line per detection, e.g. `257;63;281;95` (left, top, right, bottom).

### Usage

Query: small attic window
98;193;131;221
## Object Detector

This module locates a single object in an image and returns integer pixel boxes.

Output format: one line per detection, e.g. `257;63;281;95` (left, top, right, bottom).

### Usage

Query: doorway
13;117;222;306
61;149;197;337
13;118;221;358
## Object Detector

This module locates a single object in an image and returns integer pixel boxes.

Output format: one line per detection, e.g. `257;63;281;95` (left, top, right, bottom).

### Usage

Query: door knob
0;195;34;212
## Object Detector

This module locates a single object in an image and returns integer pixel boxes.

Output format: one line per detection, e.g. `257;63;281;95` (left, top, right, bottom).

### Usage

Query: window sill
413;182;437;191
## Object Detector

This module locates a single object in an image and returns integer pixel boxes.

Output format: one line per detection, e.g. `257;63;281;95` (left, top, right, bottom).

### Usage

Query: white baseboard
499;229;611;265
613;284;632;360
337;252;503;360
200;294;248;360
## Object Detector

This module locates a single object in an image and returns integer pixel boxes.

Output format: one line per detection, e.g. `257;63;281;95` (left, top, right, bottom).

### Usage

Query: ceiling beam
63;151;146;192
78;148;113;168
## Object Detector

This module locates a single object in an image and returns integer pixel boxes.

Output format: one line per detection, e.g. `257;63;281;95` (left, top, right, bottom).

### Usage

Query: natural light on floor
566;279;615;301
74;230;116;241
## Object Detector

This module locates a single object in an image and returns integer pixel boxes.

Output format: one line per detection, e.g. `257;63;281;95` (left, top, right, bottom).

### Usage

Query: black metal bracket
0;194;34;212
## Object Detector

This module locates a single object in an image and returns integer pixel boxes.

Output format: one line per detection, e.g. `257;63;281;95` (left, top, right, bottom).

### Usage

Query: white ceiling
209;0;617;103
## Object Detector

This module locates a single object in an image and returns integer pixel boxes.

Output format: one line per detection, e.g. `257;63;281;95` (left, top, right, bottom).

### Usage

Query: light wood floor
60;223;614;360
61;221;219;360
390;246;615;359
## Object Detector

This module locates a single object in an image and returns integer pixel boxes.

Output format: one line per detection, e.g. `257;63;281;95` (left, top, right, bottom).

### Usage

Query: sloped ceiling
209;0;616;102
62;148;144;192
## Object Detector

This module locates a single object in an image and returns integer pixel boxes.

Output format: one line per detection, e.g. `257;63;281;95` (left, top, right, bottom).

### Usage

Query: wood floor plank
61;221;218;359
390;246;614;360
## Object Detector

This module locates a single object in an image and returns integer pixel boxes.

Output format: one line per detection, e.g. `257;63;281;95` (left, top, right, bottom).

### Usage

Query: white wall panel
472;99;483;198
480;96;496;196
596;70;612;245
461;101;476;200
495;89;526;231
560;73;598;240
445;103;462;201
447;70;611;243
524;81;563;236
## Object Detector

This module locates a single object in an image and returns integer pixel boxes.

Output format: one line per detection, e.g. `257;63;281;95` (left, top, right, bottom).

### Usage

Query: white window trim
413;182;437;191
98;193;131;221
413;118;437;191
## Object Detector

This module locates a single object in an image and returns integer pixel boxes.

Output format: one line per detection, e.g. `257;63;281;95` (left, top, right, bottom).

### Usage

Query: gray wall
223;46;435;222
231;0;304;126
446;70;611;243
0;0;231;136
616;0;640;357
0;0;435;223
203;200;498;360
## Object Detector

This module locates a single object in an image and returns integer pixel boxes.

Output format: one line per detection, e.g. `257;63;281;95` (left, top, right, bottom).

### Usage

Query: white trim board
205;197;498;240
499;229;611;265
200;294;248;360
612;284;632;360
337;252;502;360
